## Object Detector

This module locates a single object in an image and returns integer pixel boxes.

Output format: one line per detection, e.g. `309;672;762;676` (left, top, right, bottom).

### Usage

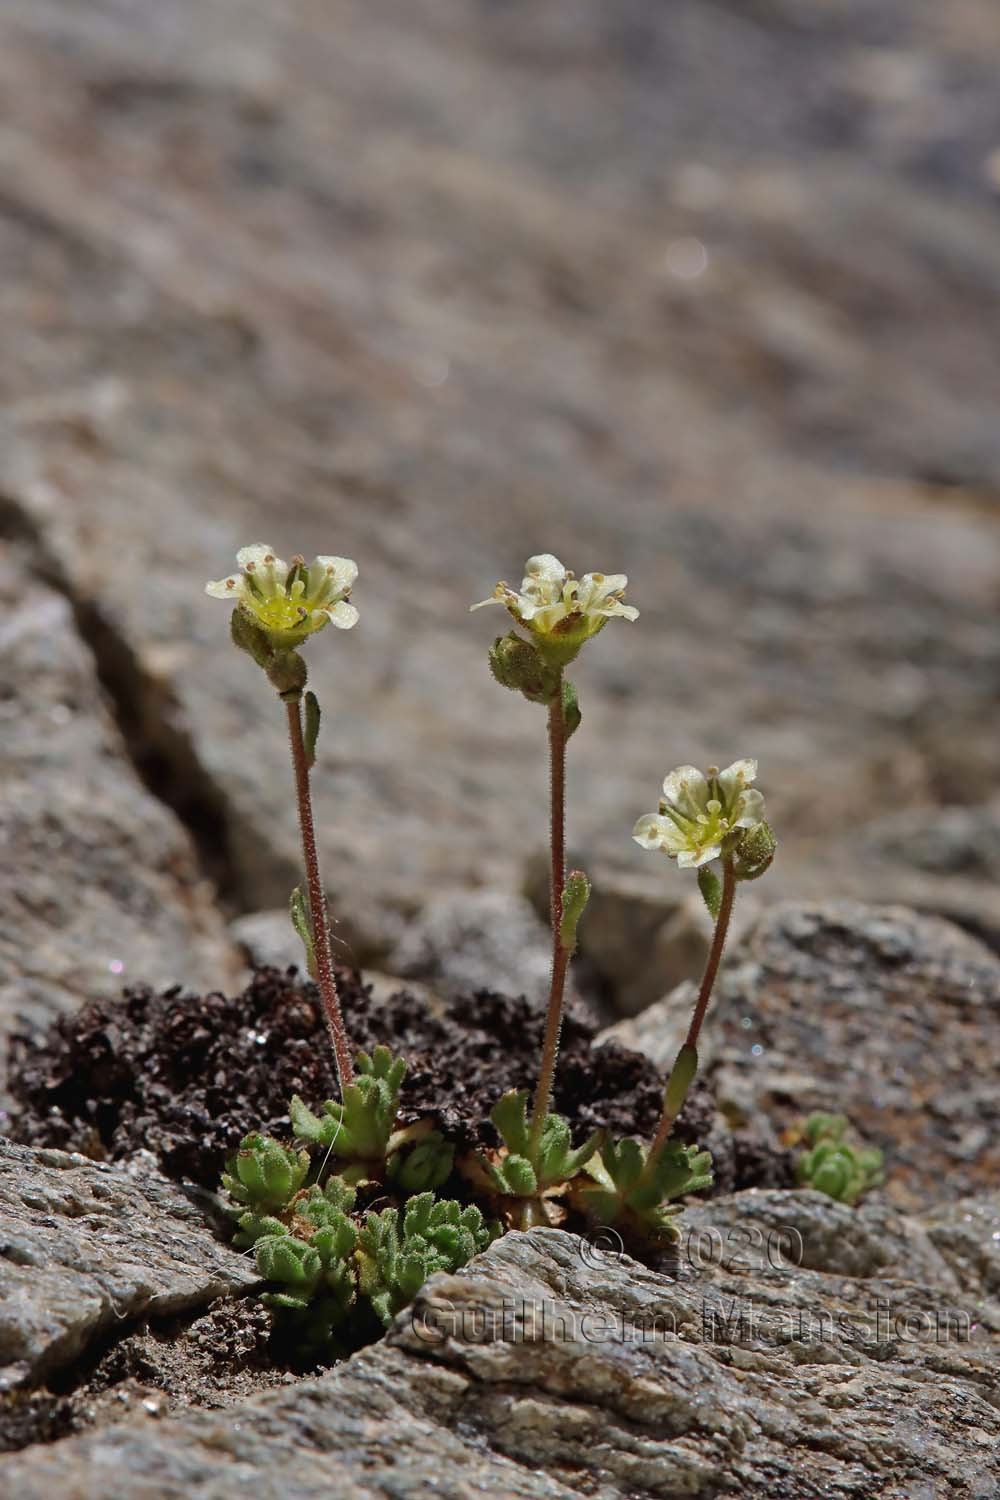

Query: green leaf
490;1090;531;1158
661;1043;699;1124
220;1133;309;1213
289;1093;337;1147
559;869;590;954
289;887;317;980
574;1135;714;1244
796;1114;883;1205
387;1132;455;1194
561;679;581;740
697;865;722;920
303;691;322;769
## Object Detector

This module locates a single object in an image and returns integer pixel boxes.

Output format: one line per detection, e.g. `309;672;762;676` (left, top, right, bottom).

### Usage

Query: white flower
633;760;765;870
471;553;637;662
206;545;358;649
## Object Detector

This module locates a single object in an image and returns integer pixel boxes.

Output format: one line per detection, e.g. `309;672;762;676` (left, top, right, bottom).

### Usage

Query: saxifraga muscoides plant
572;760;777;1245
795;1112;884;1205
206;544;359;1091
208;547;791;1347
470;554;638;1225
207;547;489;1350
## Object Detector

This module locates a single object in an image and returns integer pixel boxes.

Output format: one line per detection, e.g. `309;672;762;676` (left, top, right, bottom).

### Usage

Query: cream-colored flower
633;760;764;870
471;553;637;662
206;545;358;649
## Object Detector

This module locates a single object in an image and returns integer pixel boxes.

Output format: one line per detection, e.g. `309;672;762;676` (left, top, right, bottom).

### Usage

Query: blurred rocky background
2;0;1000;1054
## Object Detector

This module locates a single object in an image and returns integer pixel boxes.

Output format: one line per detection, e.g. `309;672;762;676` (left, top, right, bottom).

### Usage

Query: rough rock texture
0;1138;259;1391
388;888;555;1002
608;900;1000;1211
5;1200;999;1497
0;546;240;1083
0;0;996;985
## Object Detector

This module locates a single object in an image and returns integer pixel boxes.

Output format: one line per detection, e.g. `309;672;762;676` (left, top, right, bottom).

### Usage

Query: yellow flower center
252;596;308;633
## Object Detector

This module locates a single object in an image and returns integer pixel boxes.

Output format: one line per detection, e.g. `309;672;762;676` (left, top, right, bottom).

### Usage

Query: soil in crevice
6;966;794;1195
0;1298;298;1455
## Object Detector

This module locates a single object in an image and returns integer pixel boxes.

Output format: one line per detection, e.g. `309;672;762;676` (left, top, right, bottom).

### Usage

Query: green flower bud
488;632;561;704
733;821;777;882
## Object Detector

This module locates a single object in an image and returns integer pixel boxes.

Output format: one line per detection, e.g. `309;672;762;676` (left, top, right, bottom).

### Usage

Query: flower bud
488;632;561;704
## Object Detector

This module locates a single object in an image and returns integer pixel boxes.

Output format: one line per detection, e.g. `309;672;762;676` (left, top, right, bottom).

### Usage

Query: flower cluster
206;545;358;651
472;552;637;664
633;759;765;870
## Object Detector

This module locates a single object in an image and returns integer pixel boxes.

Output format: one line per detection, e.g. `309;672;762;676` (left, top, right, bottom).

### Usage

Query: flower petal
632;813;669;849
678;843;721;870
661;766;708;816
597;599;639;621
325;599;359;629
734;788;765;827
523;554;567;584
720;758;757;790
314;555;358;590
205;576;244;599
237;544;285;573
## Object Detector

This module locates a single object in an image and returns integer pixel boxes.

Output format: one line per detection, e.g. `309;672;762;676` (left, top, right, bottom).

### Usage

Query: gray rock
0;1139;259;1391
388;888;553;1000
618;901;1000;1210
4;1207;998;1497
0;0;997;980
228;908;306;977
922;1192;1000;1304
0;550;240;1087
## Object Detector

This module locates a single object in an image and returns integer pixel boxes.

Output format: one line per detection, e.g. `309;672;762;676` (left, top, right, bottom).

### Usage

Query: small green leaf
490;1090;531;1158
289;887;317;980
303;691;321;769
559;869;591;954
697;865;722;920
662;1043;699;1124
561;679;581;740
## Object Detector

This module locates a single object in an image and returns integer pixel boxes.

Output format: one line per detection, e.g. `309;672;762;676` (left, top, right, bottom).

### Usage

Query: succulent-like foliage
386;1130;455;1194
574;1136;714;1245
222;1133;310;1216
483;1089;602;1220
289;1045;407;1178
256;1213;359;1351
796;1113;884;1205
357;1193;497;1327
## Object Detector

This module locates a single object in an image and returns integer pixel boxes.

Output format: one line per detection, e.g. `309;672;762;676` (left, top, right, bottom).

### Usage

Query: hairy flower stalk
285;692;354;1089
207;544;359;1092
530;676;569;1160
473;554;637;1174
634;761;775;1177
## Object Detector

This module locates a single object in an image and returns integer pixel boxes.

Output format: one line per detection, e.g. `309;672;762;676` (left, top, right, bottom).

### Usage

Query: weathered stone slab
0;549;240;1078
3;1200;998;1497
0;0;997;979
608;901;1000;1210
0;1139;259;1391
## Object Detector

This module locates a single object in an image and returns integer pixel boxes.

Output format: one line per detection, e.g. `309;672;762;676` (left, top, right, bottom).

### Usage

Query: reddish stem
646;853;737;1166
528;680;568;1158
286;696;354;1091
